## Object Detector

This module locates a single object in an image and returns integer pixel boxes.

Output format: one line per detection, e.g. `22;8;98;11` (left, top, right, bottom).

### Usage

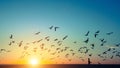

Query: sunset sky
0;0;120;64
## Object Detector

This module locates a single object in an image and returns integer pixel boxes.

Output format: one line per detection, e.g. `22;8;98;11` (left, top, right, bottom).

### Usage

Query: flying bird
106;32;113;35
10;34;13;39
49;26;53;30
88;58;92;64
85;31;90;36
94;33;98;38
35;32;40;35
84;38;89;43
19;41;23;47
95;30;100;34
63;35;68;40
54;27;59;31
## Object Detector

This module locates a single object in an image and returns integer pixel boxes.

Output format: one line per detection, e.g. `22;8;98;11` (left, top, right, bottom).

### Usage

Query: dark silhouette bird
84;38;89;43
49;26;53;30
24;46;29;50
95;30;100;34
0;49;6;52
63;35;68;40
110;55;113;59
9;42;12;46
94;33;98;38
54;38;58;41
35;32;40;35
115;43;120;47
91;44;94;49
12;41;15;43
10;34;13;39
99;39;104;42
106;32;113;35
37;39;43;43
88;58;92;64
85;31;90;36
19;41;23;47
54;27;59;31
89;54;92;57
94;30;100;38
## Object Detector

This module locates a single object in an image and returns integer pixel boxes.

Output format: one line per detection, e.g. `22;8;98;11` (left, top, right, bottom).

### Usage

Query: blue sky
0;0;120;64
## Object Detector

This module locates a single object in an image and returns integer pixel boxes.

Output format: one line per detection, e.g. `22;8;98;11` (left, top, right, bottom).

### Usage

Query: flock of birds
0;25;120;64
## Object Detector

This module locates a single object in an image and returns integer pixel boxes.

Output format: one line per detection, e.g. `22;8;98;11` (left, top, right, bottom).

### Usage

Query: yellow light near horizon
29;58;38;65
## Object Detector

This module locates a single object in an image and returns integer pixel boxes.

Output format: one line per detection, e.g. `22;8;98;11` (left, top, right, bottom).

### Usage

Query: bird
63;35;68;40
10;34;13;39
91;44;94;49
49;26;53;30
19;41;23;47
110;55;113;59
24;46;29;50
94;30;100;38
54;27;59;31
99;39;104;42
35;32;40;35
8;42;12;46
115;43;120;47
94;33;98;38
95;30;100;34
0;49;6;52
106;32;113;35
84;38;89;43
54;38;58;41
88;58;92;64
85;31;90;36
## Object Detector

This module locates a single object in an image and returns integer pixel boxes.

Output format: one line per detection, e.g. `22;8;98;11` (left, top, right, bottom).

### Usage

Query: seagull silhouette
19;41;23;47
85;31;90;36
49;26;53;30
54;27;59;31
35;32;40;35
84;38;89;43
63;35;68;40
10;34;13;39
106;32;113;35
88;58;92;64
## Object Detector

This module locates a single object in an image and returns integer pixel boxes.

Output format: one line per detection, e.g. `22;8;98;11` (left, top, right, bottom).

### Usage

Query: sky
0;0;120;64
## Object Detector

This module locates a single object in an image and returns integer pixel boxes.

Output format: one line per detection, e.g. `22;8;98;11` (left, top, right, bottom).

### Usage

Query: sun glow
29;58;39;65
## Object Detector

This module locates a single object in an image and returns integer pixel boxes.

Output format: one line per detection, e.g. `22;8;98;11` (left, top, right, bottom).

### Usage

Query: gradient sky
0;0;120;64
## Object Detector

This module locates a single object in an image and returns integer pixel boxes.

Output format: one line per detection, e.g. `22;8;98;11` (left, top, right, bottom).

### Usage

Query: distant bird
94;30;100;38
10;34;13;39
88;58;92;64
19;41;23;47
95;30;100;34
37;39;43;43
106;32;113;35
85;31;90;36
110;55;113;59
91;44;94;49
84;38;89;43
49;26;53;30
99;39;104;42
24;46;29;50
54;27;59;31
0;49;6;52
89;54;92;57
63;35;68;40
35;32;40;35
8;42;12;46
115;43;120;47
12;41;15;43
54;38;58;41
73;41;77;44
94;33;98;38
